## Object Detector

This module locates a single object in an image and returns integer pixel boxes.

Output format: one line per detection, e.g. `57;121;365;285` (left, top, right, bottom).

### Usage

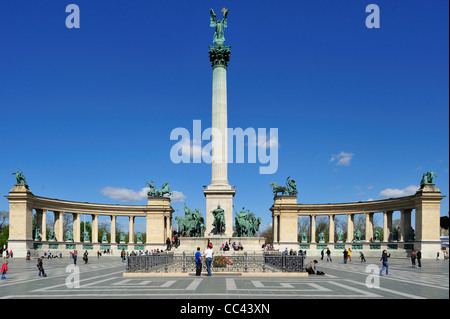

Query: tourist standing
347;248;352;262
204;244;214;276
379;250;391;276
73;250;77;265
326;248;332;262
410;249;417;268
343;249;348;264
416;248;422;268
121;249;126;263
195;247;202;276
321;249;324;260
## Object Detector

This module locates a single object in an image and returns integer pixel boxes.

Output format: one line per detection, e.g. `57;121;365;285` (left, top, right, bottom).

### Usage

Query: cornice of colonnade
5;185;174;216
269;186;445;215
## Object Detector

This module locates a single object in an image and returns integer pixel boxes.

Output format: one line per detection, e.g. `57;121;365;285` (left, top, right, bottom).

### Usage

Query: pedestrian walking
379;250;391;276
195;247;202;276
73;250;77;265
343;249;348;264
1;261;7;279
360;252;366;262
321;249;324;260
37;256;47;277
348;248;352;262
204;244;214;276
121;249;126;262
410;249;416;268
326;248;332;262
83;250;88;264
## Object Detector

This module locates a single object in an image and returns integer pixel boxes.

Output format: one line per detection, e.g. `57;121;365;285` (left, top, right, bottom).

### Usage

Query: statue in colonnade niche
337;230;344;243
119;232;126;243
373;229;380;242
136;232;143;244
101;231;108;243
48;229;55;241
301;232;308;243
354;229;362;242
318;232;325;243
65;229;73;242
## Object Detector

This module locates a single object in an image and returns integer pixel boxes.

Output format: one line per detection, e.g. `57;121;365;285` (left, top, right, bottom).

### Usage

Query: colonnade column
91;214;98;243
365;212;374;242
383;211;393;242
73;213;80;242
346;214;354;243
38;209;47;241
129;216;135;244
272;213;279;243
110;215;116;244
310;215;316;243
400;209;412;241
328;214;335;243
54;211;64;242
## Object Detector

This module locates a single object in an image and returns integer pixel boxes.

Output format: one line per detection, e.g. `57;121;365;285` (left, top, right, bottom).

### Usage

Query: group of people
220;241;243;251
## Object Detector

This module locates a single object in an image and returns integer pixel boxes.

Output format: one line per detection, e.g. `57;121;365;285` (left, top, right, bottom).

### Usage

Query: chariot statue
270;176;298;196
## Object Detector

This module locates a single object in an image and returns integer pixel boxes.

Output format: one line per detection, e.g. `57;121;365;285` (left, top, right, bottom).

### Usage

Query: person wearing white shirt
204;245;214;276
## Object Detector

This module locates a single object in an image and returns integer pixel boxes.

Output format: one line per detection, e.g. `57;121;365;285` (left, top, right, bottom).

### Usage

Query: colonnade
272;209;414;244
6;185;174;256
33;210;173;244
270;184;445;257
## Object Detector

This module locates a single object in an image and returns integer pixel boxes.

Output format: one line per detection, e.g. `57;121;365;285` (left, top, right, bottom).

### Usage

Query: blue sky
0;0;448;232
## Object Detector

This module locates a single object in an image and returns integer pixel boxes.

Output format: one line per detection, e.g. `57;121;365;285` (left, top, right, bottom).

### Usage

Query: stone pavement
0;256;448;300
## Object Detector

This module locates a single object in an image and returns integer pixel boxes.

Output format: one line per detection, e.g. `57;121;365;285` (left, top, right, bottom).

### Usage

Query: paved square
0;256;448;299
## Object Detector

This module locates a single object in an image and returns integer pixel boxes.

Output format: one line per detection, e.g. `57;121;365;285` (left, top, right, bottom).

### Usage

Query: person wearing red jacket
1;261;7;279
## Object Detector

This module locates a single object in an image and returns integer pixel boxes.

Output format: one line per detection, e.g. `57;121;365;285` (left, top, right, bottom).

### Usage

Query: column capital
209;45;231;68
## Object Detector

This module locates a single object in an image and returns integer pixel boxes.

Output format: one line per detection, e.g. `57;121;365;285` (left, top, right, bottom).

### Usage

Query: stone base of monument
174;237;266;253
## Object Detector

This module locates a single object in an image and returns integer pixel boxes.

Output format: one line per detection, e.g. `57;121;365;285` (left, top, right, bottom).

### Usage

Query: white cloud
101;186;186;203
377;185;418;198
329;151;354;166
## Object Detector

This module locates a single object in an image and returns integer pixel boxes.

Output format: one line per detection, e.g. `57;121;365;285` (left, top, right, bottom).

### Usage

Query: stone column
310;215;316;243
129;216;135;244
383;211;393;242
365;212;374;242
54;211;64;242
91;214;98;243
328;214;335;243
272;213;279;244
204;44;235;237
400;208;412;242
37;209;47;241
346;214;354;243
110;215;116;244
73;213;81;242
